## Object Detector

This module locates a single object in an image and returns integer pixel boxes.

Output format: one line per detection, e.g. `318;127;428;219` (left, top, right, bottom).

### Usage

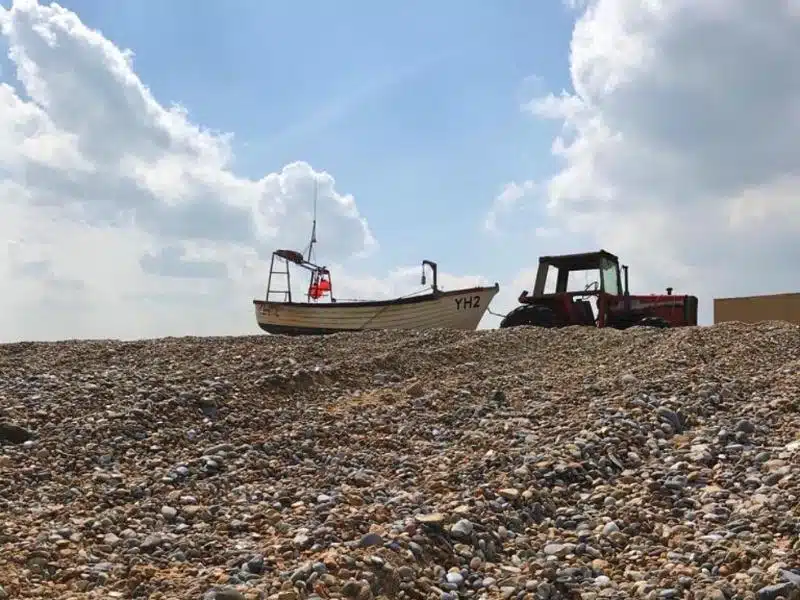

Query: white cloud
484;180;536;232
0;0;374;254
0;0;407;341
500;0;800;321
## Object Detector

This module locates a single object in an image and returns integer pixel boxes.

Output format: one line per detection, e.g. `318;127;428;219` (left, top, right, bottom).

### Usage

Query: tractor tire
637;316;670;328
499;304;556;329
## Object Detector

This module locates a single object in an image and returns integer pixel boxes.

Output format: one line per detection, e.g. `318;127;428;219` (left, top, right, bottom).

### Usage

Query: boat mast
304;177;319;302
307;178;318;263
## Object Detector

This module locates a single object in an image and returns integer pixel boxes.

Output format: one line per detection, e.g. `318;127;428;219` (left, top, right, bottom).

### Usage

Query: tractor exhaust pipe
622;265;630;295
622;265;631;313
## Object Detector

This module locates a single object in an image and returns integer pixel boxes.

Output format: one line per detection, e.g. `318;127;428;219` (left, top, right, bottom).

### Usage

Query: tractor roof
538;249;619;270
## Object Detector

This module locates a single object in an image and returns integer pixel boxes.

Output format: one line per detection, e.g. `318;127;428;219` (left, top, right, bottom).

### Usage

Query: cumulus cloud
0;0;409;341
484;180;536;232
500;0;800;321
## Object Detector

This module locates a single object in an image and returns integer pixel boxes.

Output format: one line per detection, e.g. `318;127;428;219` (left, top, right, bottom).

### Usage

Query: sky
1;0;799;341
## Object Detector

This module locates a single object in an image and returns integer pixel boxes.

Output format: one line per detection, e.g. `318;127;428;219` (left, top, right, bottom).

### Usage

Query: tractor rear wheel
499;304;556;328
637;316;670;328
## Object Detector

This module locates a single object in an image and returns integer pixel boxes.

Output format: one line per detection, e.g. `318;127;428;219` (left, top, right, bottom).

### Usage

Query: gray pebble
358;532;384;547
450;519;473;539
756;583;796;600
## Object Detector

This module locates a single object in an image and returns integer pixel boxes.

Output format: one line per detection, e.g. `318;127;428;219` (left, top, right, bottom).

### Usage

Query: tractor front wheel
499;304;556;329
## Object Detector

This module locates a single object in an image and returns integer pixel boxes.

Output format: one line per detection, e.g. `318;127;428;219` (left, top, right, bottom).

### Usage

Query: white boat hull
253;284;500;335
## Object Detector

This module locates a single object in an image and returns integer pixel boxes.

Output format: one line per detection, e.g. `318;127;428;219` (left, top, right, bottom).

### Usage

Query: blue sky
4;0;795;340
47;0;574;277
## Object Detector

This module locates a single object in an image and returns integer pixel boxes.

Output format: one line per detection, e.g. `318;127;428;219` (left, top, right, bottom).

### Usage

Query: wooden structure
714;293;800;325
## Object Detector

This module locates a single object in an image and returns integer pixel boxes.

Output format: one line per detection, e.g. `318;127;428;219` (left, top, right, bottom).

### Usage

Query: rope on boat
332;287;431;304
356;286;437;330
486;308;508;319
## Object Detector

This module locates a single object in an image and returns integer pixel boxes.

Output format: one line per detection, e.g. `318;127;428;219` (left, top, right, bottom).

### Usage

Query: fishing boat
252;185;500;336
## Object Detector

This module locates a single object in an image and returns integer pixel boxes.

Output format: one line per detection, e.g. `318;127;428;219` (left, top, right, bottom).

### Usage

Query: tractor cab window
600;259;621;295
544;266;558;293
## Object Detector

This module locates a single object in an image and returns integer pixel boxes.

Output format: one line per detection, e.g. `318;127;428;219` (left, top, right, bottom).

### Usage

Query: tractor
499;250;698;329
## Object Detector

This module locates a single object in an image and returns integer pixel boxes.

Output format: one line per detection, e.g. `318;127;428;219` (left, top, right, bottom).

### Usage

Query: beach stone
0;322;797;599
208;588;246;600
756;583;797;600
416;513;445;525
450;519;473;539
602;521;619;536
359;532;384;547
0;422;34;444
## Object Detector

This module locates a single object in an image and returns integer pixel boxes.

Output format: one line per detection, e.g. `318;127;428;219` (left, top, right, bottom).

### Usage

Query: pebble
756;583;797;600
358;532;384;547
601;521;619;535
0;422;33;444
736;419;756;434
102;532;119;545
595;575;612;588
446;572;464;585
416;513;445;524
209;589;246;600
450;518;473;539
246;554;264;574
293;532;312;548
0;323;797;599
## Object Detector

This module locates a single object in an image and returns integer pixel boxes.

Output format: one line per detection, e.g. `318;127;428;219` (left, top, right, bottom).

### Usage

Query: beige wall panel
714;293;800;325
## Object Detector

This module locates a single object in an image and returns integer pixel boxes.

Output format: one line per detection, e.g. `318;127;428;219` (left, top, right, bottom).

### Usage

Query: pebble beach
1;322;799;600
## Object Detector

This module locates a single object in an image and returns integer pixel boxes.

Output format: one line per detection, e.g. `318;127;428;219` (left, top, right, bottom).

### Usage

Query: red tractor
499;250;698;329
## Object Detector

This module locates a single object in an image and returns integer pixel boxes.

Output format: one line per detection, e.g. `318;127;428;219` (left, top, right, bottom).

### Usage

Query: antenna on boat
307;177;318;263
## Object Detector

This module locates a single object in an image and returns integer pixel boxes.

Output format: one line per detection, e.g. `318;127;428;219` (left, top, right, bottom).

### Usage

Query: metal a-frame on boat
265;250;333;304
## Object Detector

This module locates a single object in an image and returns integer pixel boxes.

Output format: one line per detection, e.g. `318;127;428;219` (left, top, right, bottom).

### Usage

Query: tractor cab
517;250;629;327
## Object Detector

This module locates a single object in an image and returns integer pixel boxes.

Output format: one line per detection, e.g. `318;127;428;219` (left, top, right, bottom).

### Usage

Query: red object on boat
308;274;331;299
